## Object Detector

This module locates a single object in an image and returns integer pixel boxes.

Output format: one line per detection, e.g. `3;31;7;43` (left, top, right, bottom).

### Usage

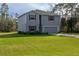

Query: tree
15;13;19;30
49;3;65;16
0;17;14;32
1;3;8;20
50;3;78;18
74;22;79;32
0;3;15;32
60;17;66;32
50;3;78;33
66;17;77;32
63;3;77;17
53;3;65;16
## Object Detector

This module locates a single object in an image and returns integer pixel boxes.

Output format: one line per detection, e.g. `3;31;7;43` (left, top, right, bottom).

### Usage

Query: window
29;26;36;31
48;16;54;21
29;15;36;20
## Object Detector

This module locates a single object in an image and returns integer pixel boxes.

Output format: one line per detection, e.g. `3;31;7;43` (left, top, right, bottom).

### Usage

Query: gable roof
18;9;59;18
32;10;54;15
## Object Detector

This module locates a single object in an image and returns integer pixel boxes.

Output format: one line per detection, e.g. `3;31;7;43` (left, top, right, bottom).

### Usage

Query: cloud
0;3;54;16
27;3;50;11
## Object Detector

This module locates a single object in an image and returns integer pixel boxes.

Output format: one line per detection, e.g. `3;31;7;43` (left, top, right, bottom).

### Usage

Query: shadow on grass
0;32;52;38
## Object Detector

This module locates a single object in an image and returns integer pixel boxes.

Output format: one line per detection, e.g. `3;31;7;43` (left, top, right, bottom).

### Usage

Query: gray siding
26;12;39;32
41;15;60;27
17;14;27;32
41;15;61;33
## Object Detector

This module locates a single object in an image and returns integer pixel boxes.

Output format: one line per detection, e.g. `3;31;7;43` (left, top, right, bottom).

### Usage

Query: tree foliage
0;18;14;32
50;3;78;17
66;17;77;32
49;3;79;33
60;17;66;32
0;3;16;32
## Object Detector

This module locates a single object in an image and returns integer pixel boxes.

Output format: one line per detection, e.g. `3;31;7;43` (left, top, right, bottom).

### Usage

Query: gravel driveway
57;34;79;38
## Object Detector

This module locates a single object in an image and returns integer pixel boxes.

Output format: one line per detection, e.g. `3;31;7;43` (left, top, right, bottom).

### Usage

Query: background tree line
0;3;17;32
49;3;79;33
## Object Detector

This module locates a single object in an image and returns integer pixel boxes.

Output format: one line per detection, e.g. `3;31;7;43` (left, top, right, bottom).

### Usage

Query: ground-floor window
29;26;36;32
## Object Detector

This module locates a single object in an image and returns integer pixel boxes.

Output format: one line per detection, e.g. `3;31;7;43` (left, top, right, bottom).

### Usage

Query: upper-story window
29;15;36;20
48;16;54;21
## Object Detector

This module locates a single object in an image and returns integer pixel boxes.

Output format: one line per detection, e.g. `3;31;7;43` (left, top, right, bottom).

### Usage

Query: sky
0;3;55;17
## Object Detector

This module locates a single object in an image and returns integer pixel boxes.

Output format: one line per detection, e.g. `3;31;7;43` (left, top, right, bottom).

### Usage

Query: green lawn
0;32;79;56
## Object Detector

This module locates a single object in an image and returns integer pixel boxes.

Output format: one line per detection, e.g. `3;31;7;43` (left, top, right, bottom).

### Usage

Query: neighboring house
17;10;61;34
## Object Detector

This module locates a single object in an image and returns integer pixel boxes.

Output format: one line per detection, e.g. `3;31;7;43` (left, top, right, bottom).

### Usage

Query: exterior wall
41;15;61;34
41;15;60;27
17;14;27;32
18;11;61;34
26;12;39;32
54;15;61;32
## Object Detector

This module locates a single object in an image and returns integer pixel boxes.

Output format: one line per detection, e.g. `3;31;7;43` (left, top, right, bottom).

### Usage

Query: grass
0;32;79;56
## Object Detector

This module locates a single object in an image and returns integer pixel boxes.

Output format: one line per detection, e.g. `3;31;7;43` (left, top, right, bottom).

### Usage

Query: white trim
42;26;58;27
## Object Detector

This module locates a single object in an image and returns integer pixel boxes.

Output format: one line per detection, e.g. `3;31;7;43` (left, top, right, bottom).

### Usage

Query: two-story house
17;10;61;34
